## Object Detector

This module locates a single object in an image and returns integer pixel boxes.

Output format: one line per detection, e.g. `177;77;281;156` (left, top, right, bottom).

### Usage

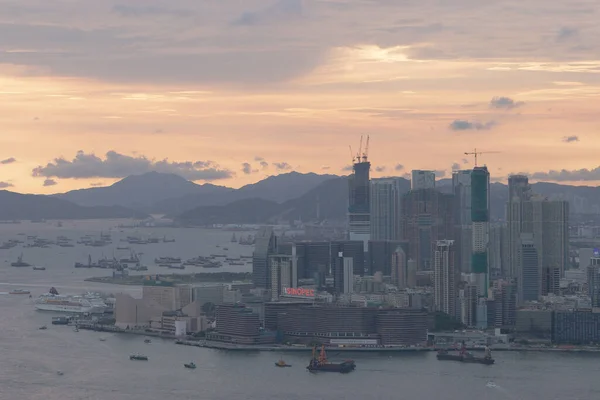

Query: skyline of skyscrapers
252;156;571;327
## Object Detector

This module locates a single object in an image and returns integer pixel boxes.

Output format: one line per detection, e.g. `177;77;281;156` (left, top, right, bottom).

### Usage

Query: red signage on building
284;287;315;297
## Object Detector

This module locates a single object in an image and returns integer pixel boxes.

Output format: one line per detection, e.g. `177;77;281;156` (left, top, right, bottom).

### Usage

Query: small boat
9;289;30;295
130;355;148;361
184;362;196;369
99;337;106;342
33;266;46;271
57;371;64;376
73;327;79;332
275;359;291;368
39;325;47;330
144;339;151;343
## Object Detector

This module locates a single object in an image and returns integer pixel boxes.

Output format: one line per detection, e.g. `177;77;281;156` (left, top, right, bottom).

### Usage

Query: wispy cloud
43;178;57;187
395;164;404;171
0;157;16;165
375;166;386;172
273;162;292;171
241;162;258;174
449;120;497;131
529;167;600;182
0;181;14;188
490;96;524;110
562;135;579;143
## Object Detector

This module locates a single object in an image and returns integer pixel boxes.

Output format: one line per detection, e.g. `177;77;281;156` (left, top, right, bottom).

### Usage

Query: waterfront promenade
73;322;600;353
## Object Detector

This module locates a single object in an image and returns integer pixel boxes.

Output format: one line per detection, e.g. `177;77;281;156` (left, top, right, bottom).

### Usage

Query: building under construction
348;136;371;250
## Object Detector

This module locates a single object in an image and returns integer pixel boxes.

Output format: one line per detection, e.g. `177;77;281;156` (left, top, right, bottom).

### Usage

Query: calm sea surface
1;220;600;399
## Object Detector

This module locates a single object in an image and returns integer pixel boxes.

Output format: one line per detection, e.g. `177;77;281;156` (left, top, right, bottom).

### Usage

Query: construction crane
464;148;500;167
362;135;370;162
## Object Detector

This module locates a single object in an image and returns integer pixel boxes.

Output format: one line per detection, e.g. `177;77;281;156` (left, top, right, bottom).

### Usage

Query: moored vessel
184;362;196;369
130;354;148;361
436;344;494;365
307;346;355;373
11;253;31;267
35;288;107;314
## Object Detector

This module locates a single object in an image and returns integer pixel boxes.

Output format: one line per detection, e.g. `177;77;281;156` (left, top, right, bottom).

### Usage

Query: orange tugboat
275;359;292;368
307;345;355;373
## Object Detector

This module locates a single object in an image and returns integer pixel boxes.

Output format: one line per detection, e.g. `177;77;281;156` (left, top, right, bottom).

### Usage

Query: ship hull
307;362;355;373
437;354;494;365
35;303;100;313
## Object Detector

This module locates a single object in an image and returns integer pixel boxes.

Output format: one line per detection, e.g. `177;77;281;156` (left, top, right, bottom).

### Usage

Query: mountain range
2;171;600;223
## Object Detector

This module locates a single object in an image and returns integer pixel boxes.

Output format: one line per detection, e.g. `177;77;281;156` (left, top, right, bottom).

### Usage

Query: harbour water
1;220;600;399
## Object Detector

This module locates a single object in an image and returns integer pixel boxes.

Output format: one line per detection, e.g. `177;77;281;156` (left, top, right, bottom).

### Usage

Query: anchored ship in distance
436;343;495;365
307;346;356;373
34;287;107;314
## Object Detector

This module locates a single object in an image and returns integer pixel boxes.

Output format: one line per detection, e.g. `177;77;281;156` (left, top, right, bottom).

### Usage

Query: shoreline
74;323;600;353
84;272;252;286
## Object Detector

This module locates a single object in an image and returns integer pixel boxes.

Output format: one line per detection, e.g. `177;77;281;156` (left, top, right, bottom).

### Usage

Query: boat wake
486;381;520;399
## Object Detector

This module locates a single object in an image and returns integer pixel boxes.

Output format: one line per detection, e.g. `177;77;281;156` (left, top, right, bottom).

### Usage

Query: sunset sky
1;0;599;194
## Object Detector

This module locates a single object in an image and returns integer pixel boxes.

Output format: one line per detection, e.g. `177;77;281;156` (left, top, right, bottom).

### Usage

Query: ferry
35;290;107;314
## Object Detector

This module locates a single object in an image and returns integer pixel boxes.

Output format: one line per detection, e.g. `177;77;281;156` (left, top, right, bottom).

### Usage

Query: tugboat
144;338;151;343
184;362;197;369
39;325;47;330
307;346;355;373
436;343;495;365
130;354;148;361
11;253;31;267
275;359;292;368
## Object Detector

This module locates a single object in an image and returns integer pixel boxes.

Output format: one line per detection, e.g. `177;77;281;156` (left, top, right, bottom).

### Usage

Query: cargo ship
436;344;494;365
307;346;355;373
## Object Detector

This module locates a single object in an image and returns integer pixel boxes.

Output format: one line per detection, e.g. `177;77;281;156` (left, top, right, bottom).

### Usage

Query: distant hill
0;191;147;220
54;171;231;210
54;171;336;215
155;171;336;215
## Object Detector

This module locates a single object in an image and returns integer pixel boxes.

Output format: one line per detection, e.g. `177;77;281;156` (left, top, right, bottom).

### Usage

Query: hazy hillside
54;171;231;210
0;190;147;220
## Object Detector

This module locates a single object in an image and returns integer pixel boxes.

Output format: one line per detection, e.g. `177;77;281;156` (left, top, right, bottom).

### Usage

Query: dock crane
464;148;500;167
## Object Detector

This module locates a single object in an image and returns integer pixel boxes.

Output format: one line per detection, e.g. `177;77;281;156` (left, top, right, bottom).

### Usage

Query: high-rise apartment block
453;170;472;274
434;240;457;317
506;175;569;298
401;188;454;271
411;170;436;190
370;178;404;241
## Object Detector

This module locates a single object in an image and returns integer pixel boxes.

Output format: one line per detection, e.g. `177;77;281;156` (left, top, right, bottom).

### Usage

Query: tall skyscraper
452;170;472;225
518;233;539;304
508;175;531;202
391;246;407;289
434;240;457;317
411;170;436;190
333;251;354;294
348;159;371;250
401;188;454;271
252;226;278;289
453;170;472;274
370;178;403;241
587;255;600;309
506;176;569;285
471;166;490;296
488;224;505;277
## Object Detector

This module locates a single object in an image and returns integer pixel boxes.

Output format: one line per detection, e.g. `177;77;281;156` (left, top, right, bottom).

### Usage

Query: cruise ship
35;293;107;314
